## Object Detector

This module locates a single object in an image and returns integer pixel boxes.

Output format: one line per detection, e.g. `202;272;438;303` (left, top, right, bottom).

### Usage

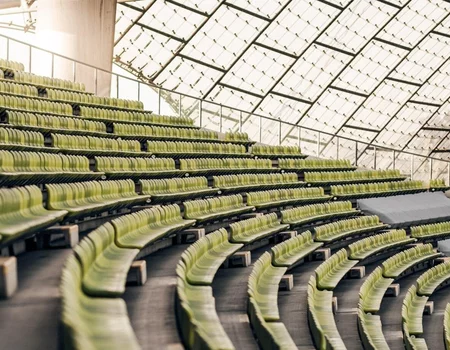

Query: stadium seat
304;169;404;185
181;228;243;285
0;127;45;151
410;221;450;240
73;223;140;297
180;158;274;175
46;179;150;219
331;180;427;199
281;201;359;227
140;177;218;202
0;94;73;115
213;172;300;193
357;309;389;350
416;261;450;296
60;255;140;349
183;194;254;223
0;185;67;244
112;204;195;249
359;267;394;313
147;140;247;157
315;249;358;290
224;131;250;143
246;187;330;209
279;158;355;171
402;285;428;336
251;144;305;159
0;58;25;71
0;80;39;97
271;230;323;268
229;213;289;244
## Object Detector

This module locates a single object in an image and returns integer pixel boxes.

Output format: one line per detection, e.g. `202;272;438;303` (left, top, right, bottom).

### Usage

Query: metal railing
1;32;449;184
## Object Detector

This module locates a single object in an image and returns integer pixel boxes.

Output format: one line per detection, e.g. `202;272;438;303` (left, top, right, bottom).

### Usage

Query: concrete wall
36;0;116;96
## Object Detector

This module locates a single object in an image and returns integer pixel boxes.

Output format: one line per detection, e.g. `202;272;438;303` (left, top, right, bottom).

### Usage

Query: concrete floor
0;249;72;350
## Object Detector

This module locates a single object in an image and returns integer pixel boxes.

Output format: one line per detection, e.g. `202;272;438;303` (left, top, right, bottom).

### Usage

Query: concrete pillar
35;0;116;96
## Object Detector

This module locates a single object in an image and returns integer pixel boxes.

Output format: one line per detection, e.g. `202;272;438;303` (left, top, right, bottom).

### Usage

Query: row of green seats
78;106;195;127
147;140;246;156
114;123;218;140
0;185;67;244
304;169;403;184
47;88;143;110
112;204;195;250
7;111;106;133
95;156;179;178
13;70;85;91
445;304;450;350
382;244;440;279
176;259;235;350
411;221;450;240
429;178;448;189
279;158;354;170
402;285;428;346
248;298;296;350
357;308;389;350
52;133;141;153
46;179;150;219
229;213;289;244
331;180;427;198
348;229;416;260
0;150;99;185
140;177;217;201
0;80;38;97
181;228;242;285
60;255;140;349
416;260;450;296
272;230;323;267
315;215;386;243
252;144;303;157
224;131;249;142
0;59;24;71
179;158;273;173
281;201;358;226
183;194;253;223
0;127;44;149
307;275;346;349
315;248;358;290
0;94;73;115
247;187;330;209
213;172;299;192
359;266;394;315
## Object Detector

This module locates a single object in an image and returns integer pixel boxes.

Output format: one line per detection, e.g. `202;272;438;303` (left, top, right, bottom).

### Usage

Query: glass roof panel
207;85;262;111
256;94;310;122
226;0;288;19
176;0;221;14
426;101;450;127
405;130;448;155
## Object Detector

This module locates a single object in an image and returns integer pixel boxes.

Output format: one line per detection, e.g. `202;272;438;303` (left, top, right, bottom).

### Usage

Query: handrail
0;32;449;182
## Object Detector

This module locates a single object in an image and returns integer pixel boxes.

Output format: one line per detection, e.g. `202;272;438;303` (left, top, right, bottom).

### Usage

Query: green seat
181;228;243;285
112;205;195;249
331;180;427;199
357;309;389;350
307;276;346;349
348;229;416;260
247;298;297;350
315;249;358;290
305;169;404;185
417;261;450;296
359;267;394;313
382;244;441;279
60;255;140;350
176;261;235;350
213;173;300;193
410;221;450;240
73;223;139;297
272;230;323;268
402;285;428;336
248;252;287;321
229;213;290;244
0;185;67;243
279;158;355;171
403;323;428;350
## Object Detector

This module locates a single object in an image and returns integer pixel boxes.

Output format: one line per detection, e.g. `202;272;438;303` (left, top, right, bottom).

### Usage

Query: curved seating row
11;70;86;92
246;187;330;209
416;260;450;296
304;169;404;185
281;201;359;227
315;248;358;290
0;94;73;116
225;131;249;142
146;140;247;157
184;194;253;223
46;179;151;220
331;180;427;199
179;158;274;174
0;127;44;150
0;150;100;185
0;59;25;72
47;88;143;110
0;185;67;244
411;220;450;240
229;213;289;244
213;173;301;193
279;158;355;171
0;80;39;97
314;215;386;244
251;144;305;159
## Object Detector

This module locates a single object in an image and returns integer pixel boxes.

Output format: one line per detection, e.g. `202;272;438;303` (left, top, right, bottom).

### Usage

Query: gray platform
357;192;450;227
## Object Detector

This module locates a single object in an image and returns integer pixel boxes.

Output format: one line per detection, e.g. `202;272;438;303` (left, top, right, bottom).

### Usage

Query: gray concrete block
127;260;147;286
0;256;17;298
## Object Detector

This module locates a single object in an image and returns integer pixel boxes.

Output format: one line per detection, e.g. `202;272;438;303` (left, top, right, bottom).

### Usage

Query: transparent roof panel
114;0;450;158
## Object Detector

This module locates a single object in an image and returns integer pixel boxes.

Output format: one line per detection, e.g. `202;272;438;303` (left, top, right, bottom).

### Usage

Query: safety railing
0;33;449;184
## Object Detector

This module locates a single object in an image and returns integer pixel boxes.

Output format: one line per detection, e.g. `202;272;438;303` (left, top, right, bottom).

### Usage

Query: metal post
179;95;182;117
297;127;301;151
158;88;161;115
410;154;414;180
316;132;321;156
116;75;119;99
447;163;450;186
392;150;396;170
429;158;433;180
6;37;9;60
258;116;262;143
239;111;243;133
199;100;203;128
73;61;76;83
51;53;54;78
219;105;223;133
373;146;377;170
94;68;98;95
28;46;32;73
336;136;340;159
355;142;358;167
278;118;282;146
137;82;141;102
